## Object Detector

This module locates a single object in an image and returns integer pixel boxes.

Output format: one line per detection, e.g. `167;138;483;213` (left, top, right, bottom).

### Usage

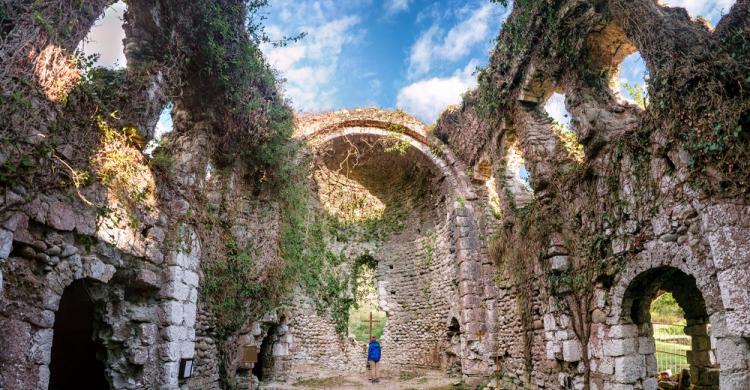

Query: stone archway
49;279;110;390
619;266;718;389
253;324;279;382
593;240;750;390
285;109;490;382
296;108;475;200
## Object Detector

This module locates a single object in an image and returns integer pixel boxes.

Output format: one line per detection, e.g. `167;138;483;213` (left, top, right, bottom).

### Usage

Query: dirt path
261;368;461;390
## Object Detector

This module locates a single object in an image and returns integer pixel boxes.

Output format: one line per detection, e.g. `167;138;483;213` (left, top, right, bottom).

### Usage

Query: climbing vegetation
621;82;649;109
92;116;155;213
551;121;585;163
489;203;550;378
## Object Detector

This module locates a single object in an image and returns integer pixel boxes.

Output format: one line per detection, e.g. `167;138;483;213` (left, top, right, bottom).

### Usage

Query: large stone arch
296;108;475;201
277;109;490;384
608;249;723;324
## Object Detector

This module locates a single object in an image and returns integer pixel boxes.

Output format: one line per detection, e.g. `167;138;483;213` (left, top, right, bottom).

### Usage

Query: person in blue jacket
367;336;381;383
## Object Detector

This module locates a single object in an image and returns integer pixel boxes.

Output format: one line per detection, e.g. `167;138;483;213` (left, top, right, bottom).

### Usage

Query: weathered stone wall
433;0;750;389
376;201;453;368
250;111;491;385
2;1;748;389
0;180;201;390
283;294;366;375
1;2;286;389
187;188;282;389
191;305;222;390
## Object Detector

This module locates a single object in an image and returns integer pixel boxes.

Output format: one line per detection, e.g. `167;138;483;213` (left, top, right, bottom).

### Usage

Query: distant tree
622;82;649;109
650;292;686;324
490;0;510;7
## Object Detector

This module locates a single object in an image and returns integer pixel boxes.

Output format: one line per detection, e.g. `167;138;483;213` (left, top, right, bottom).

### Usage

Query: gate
653;322;690;375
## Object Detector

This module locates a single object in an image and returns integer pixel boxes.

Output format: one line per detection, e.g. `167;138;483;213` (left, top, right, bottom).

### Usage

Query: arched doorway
49;280;109;390
348;254;387;344
253;325;278;382
621;266;719;388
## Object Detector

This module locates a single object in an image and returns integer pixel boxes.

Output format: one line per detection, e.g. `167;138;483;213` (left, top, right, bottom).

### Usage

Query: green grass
650;294;691;374
653;323;687;337
348;306;386;343
293;376;361;388
655;340;690;353
655;351;689;374
650;293;687;324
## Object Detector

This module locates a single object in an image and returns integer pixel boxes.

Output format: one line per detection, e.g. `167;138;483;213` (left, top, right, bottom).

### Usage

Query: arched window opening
77;1;127;69
544;92;573;131
145;103;174;156
616;52;649;109
348;255;387;343
49;280;109;390
622;267;719;389
518;164;531;188
543;93;584;163
502;144;534;208
583;22;649;109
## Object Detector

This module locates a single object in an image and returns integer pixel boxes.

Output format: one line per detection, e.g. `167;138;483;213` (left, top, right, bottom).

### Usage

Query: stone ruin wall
265;112;483;380
434;0;750;389
183;110;489;388
0;131;205;390
0;1;748;390
0;2;288;389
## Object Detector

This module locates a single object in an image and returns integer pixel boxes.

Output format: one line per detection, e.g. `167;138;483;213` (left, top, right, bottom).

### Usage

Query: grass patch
398;370;423;381
653;323;688;338
348;305;386;343
294;376;361;388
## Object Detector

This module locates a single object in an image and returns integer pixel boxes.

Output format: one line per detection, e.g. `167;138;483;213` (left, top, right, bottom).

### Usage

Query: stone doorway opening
253;325;279;382
348;254;387;344
622;266;719;388
49;280;109;390
444;317;461;373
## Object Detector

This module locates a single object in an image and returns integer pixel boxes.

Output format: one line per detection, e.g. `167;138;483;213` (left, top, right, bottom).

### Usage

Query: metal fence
653;322;690;375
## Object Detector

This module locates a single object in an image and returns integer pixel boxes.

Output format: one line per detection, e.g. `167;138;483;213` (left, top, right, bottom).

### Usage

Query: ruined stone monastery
0;0;749;389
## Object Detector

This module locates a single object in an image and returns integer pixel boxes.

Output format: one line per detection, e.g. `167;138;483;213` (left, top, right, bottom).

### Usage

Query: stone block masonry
1;0;749;389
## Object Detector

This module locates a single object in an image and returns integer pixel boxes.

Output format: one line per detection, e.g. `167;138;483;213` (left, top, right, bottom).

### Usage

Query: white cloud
78;1;127;69
397;60;479;123
408;3;507;78
409;25;440;76
544;93;572;129
265;45;305;71
440;4;497;60
659;0;735;24
385;0;412;15
261;0;364;113
617;52;649;103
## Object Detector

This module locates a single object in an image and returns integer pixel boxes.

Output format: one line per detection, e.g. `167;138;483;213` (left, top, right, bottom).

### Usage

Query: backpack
368;341;381;361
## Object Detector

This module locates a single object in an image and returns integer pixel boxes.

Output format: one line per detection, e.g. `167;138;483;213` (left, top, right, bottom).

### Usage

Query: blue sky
81;0;736;132
260;0;510;123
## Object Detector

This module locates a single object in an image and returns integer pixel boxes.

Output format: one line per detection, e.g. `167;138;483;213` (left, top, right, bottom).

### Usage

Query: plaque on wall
241;345;258;368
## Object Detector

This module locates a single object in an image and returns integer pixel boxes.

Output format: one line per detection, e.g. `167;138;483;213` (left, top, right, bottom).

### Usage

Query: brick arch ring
295;108;476;201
